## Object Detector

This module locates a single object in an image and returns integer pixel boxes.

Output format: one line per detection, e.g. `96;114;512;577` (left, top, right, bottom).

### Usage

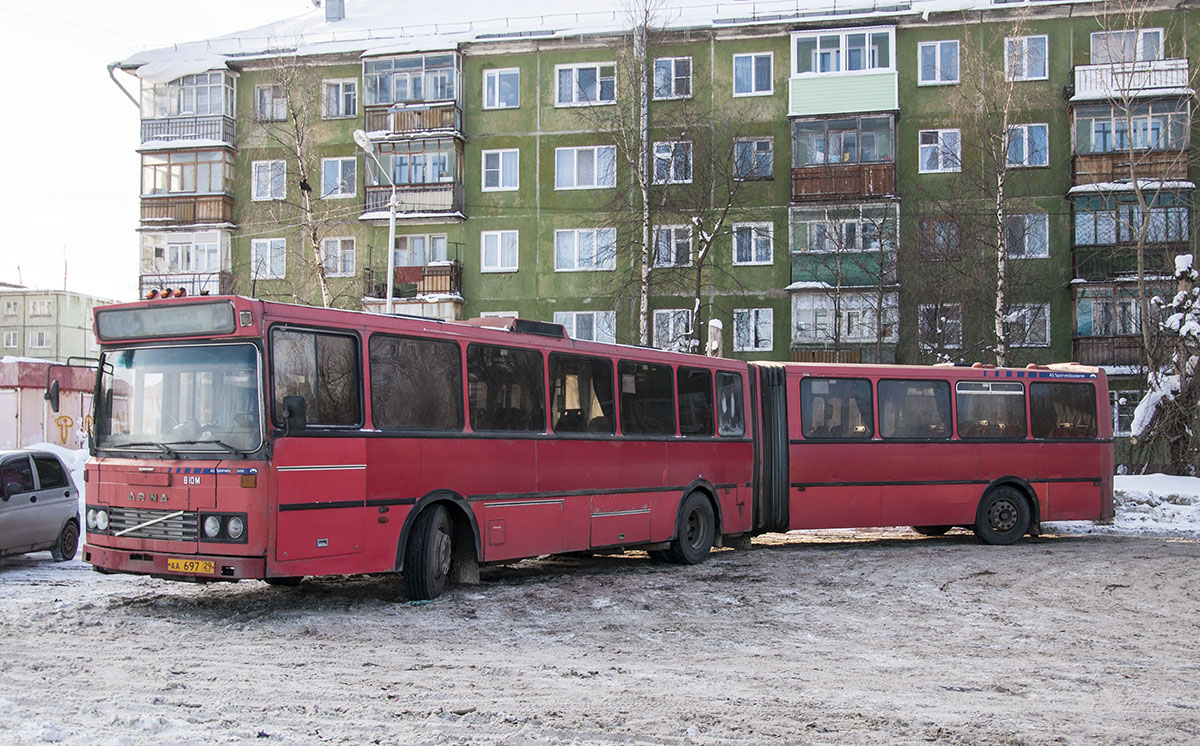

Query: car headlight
225;516;245;540
203;516;222;538
95;510;109;532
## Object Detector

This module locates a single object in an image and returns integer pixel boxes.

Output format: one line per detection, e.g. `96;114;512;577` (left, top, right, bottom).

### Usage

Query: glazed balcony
1072;243;1185;280
791;163;895;202
1072;336;1144;367
140;195;235;226
1072;59;1191;101
138;271;232;298
141;115;236;146
364;102;461;137
1072;149;1190;186
363;184;464;218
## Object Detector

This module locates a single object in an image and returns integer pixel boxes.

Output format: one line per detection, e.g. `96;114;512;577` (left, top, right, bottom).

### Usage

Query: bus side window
955;381;1026;439
618;361;675;436
369;334;463;431
467;344;546;432
549;354;614;434
801;378;873;439
271;327;361;427
879;379;951;439
677;367;714;437
716;371;745;437
1030;382;1097;439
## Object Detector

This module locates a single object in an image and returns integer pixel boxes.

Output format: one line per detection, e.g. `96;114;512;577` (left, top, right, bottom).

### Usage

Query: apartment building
0;286;111;362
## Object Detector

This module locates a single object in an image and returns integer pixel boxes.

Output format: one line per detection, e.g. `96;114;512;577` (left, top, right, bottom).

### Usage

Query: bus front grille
107;507;198;541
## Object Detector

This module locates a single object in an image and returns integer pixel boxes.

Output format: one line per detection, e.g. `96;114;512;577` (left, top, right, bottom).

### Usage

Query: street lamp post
353;129;397;314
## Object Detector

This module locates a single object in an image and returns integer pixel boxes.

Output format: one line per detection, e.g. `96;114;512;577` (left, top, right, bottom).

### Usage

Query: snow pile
1046;474;1200;537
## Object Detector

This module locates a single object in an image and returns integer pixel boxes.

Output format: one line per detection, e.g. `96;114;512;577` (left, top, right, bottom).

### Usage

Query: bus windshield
97;343;263;454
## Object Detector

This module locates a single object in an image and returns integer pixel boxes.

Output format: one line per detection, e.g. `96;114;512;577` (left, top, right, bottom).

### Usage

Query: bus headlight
95;510;109;532
87;509;97;529
225;516;245;540
203;516;222;538
198;512;248;543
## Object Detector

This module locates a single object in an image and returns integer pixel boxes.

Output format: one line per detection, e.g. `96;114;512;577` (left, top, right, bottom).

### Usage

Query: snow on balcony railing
1072;59;1192;102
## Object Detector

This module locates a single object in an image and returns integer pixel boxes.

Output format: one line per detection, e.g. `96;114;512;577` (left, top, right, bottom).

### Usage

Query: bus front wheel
664;492;715;565
973;487;1031;545
405;505;453;600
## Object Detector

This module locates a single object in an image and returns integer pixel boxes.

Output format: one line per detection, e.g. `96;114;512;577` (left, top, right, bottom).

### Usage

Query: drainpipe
107;63;140;108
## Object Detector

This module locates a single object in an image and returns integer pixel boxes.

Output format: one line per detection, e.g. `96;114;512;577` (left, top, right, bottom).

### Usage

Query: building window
733;223;773;265
28;300;51;317
792;115;894;166
1111;389;1142;437
918;303;963;351
1005;35;1048;81
734;138;773;180
28;331;51;349
1074;193;1189;245
140;72;235;119
252;160;286;201
554;228;616;271
1073;101;1189;155
483;68;520;109
1090;29;1162;64
734;308;773;352
481;230;519;273
150;232;222;273
2;300;17;315
482;149;519;191
1006;214;1049;258
555;146;616;190
733;53;773;96
141;151;235;196
652;141;692;184
554;311;617;343
654;226;692;267
322;79;357;118
364;139;458;187
321;157;356;198
394;234;448;267
793;28;894;75
918;217;961;260
556;63;616;106
918;129;961;173
653;309;692;351
322;238;356;277
1006;124;1048;167
918;40;959;85
653;57;692;99
1077;288;1141;337
1005;303;1050;347
792;292;898;345
2;331;15;348
251;238;286;280
363;54;457;106
254;84;287;121
791;204;897;253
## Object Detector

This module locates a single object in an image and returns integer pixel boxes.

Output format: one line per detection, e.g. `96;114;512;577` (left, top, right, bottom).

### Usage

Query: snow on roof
1070;87;1196;103
1068;180;1196;195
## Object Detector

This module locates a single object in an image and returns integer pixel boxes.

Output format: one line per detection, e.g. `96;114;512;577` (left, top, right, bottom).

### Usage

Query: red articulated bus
81;296;1113;599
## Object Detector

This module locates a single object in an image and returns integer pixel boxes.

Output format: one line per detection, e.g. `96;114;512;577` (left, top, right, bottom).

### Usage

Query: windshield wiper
119;441;179;458
169;439;253;457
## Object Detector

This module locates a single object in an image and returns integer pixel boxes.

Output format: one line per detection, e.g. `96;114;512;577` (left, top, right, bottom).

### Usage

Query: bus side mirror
282;396;307;433
45;380;60;413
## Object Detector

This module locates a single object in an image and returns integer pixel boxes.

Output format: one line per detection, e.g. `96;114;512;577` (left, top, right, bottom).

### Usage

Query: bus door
273;437;367;569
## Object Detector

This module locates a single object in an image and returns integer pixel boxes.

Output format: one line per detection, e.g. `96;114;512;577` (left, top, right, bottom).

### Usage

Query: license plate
167;558;215;574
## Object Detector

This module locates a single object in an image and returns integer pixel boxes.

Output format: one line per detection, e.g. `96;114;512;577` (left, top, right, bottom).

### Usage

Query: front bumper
83;544;265;581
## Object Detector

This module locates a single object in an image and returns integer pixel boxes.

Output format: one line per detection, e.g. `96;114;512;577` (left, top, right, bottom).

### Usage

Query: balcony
1072;150;1190;186
792;163;895;202
364;102;461;137
141;115;236;146
1072;59;1192;101
363;261;462;300
1073;243;1184;279
363;184;464;218
1072;336;1144;367
140;195;235;226
139;271;232;298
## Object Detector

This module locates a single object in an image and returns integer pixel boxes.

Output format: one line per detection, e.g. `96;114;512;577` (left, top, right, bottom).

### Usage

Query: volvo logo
128;492;168;503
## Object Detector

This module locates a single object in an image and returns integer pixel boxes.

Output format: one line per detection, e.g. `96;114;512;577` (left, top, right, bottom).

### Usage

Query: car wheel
50;519;79;562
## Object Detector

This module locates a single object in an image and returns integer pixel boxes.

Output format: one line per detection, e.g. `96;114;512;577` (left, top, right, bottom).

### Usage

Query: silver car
0;450;80;561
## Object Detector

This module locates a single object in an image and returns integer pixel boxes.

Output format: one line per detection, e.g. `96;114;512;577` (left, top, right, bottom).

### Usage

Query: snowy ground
1;450;1198;744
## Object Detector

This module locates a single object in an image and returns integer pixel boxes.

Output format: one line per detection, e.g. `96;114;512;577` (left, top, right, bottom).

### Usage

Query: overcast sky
0;0;309;301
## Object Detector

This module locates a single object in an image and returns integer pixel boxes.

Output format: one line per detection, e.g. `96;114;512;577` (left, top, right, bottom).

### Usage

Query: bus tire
264;576;303;587
912;525;953;536
664;492;715;565
973;487;1031;545
405;505;453;600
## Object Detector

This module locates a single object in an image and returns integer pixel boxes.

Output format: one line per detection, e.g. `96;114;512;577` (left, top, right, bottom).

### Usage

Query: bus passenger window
369;334;463;431
272;328;361;427
549;354;614;434
677;367;714;437
716;372;745;437
467;345;546;432
618;361;675;435
1030;382;1097;439
879;380;951;439
955;381;1026;439
801;378;873;439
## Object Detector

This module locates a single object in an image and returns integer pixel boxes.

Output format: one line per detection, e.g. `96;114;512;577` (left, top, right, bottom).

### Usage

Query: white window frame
791;27;896;76
2;300;17;315
481;230;519;273
653;226;692;267
554;146;616;190
1005;303;1051;347
1005;35;1049;82
554;228;617;272
653;308;693;351
1005;213;1050;259
554;311;617;344
320;157;356;199
479;311;519;320
653;56;692;100
251;160;286;201
918;129;961;173
733;308;774;352
393;233;449;267
483;67;521;110
254;84;287;121
555;63;616;107
481;149;519;192
321;237;356;278
918;303;963;351
733;53;774;96
918;40;960;86
652;141;693;184
322;79;357;119
250;238;287;280
734;137;773;180
733;223;774;266
28;299;51;317
1006;123;1049;168
2;330;16;348
28;331;51;349
1090;29;1163;64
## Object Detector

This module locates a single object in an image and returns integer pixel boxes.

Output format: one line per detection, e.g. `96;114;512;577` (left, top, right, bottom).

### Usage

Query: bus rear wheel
664;492;715;565
973;487;1031;545
912;525;953;536
405;505;453;600
264;576;303;587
